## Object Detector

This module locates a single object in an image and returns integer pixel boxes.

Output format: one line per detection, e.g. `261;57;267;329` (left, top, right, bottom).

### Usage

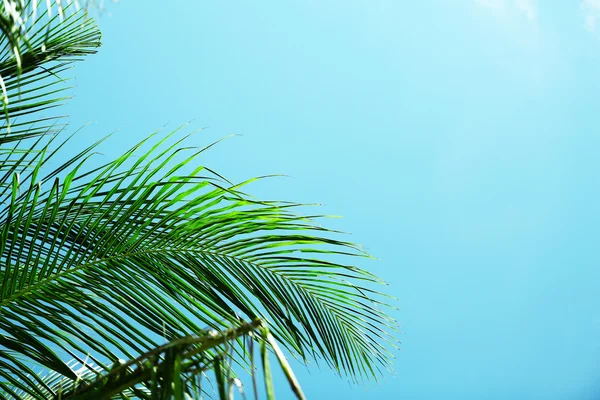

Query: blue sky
61;0;600;398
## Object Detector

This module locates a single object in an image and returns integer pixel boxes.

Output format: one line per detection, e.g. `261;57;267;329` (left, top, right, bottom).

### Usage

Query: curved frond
0;2;397;398
0;131;397;398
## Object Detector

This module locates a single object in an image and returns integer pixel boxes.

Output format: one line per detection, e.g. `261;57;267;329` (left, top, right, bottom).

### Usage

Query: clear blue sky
62;1;600;398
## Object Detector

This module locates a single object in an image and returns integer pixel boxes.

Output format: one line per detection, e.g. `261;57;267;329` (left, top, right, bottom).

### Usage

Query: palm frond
0;2;397;398
0;130;397;398
0;0;100;185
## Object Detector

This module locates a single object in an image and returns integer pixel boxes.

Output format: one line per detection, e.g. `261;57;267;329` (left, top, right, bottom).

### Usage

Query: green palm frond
0;8;99;130
0;0;100;186
0;1;398;399
0;130;396;392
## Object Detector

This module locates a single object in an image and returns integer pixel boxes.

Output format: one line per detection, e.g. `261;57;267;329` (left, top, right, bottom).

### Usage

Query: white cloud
475;0;506;12
515;0;536;20
582;0;600;32
475;0;537;21
474;0;600;35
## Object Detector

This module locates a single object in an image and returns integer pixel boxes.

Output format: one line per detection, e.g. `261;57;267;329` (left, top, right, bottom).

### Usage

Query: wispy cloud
582;0;600;32
475;0;537;21
515;0;536;20
476;1;600;36
475;0;505;13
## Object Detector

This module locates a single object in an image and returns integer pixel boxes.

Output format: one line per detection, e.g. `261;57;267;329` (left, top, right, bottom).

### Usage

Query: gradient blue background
62;1;600;398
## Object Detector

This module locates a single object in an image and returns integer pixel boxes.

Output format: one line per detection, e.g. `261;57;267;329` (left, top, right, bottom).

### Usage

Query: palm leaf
0;0;100;185
0;130;397;398
0;2;398;399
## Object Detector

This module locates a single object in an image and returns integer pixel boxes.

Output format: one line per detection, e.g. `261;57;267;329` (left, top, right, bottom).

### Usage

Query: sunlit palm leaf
0;2;397;399
0;130;396;393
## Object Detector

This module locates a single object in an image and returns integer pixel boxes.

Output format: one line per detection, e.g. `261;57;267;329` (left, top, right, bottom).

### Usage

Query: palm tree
0;1;397;398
